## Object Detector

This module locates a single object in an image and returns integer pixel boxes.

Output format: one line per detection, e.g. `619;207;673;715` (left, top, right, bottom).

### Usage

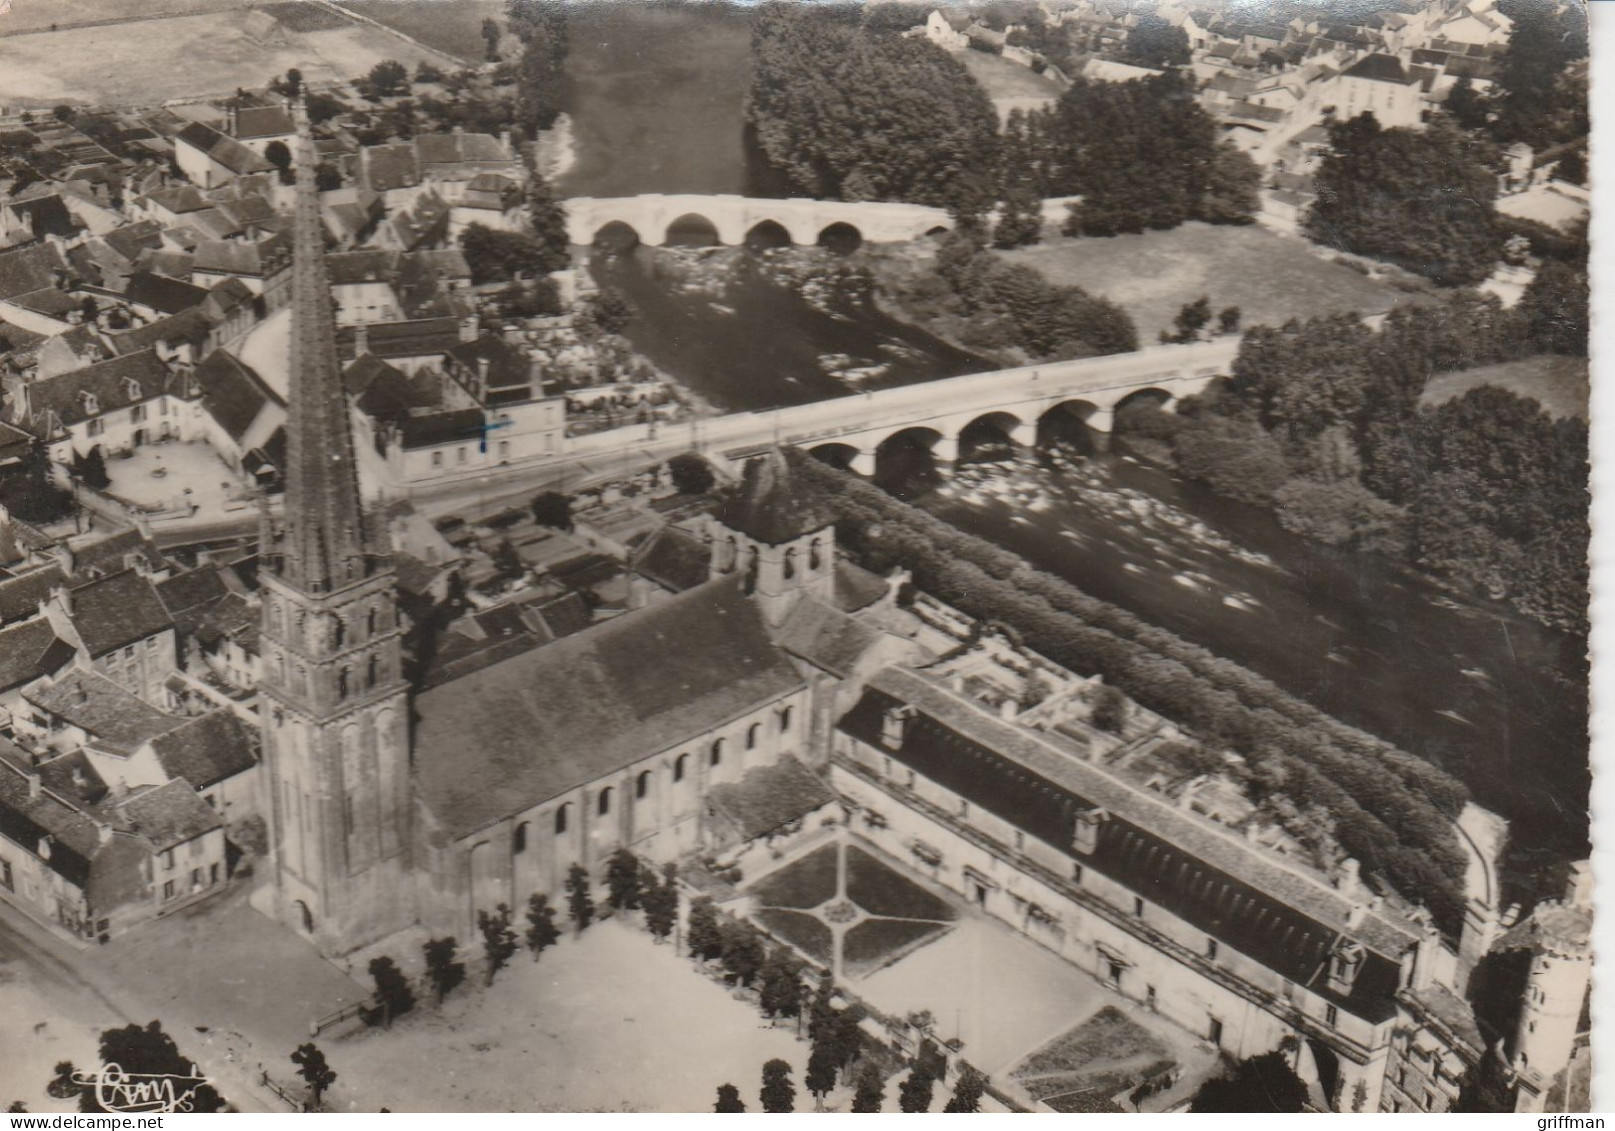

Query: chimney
499;130;512;155
98;821;114;845
51;584;72;618
75;680;89;705
1335;856;1361;896
459;314;479;343
226;103;239;137
477;355;490;387
353;320;369;357
27;770;42;800
998;696;1018;722
1345;902;1366;929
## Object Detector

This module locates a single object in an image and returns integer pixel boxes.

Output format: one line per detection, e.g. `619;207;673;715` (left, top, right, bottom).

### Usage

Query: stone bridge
570;338;1242;477
565;194;955;247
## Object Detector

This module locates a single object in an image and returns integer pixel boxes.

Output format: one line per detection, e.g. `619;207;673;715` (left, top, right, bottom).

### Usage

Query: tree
719;918;766;987
1125;12;1189;67
416;60;445;83
807;971;837;1043
526;171;571;274
477;903;519;984
829;1003;868;1077
604;847;643;911
482;17;503;60
53;104;76;123
314;163;343;192
714;1083;746;1112
757;945;806;1020
805;1041;839;1109
365;59;410;98
1453;1048;1516;1112
0;439;73;524
1442;74;1490;132
7;1102;25;1113
643;863;679;942
1554;148;1586;186
1190;1050;1307;1112
284;68;303;97
991;180;1043;249
1217;306;1241;335
47;1061;81;1100
688;895;724;960
668;452;715;496
564;863;594;934
943;1065;986;1112
290;1043;337;1110
581;287;633;336
83;1023;225;1113
1305;116;1501;286
760;1058;796;1113
422;937;466;1004
1090;684;1129;734
898;1066;935;1113
524;892;561;957
530;490;572;530
492;538;525;580
851;1061;886;1112
1168;296;1212;343
71;445;109;491
265;140;293;185
367;956;415;1026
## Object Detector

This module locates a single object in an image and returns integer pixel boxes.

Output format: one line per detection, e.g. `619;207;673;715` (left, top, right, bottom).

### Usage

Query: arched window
555;804;569;834
779;705;794;733
810;537;824;571
367;606;379;637
367;653;379;688
710;739;724;767
295;611;307;647
746;723;760;750
783;546;797;580
337;667;351;699
636;770;651;799
513;822;528;854
332;617;345;648
598;787;613;816
674;754;688;783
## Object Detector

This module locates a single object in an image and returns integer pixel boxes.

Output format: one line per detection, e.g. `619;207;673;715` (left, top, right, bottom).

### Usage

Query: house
2;190;79;244
0;736;227;942
326;250;405;325
334;315;474;375
1329;54;1427;130
0;616;78;729
915;9;970;50
44;569;177;704
190;348;284;468
3;348;185;461
173;122;275;190
189;232;292;303
221;102;296;158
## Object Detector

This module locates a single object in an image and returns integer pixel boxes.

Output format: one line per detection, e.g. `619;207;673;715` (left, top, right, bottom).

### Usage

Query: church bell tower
257;99;414;954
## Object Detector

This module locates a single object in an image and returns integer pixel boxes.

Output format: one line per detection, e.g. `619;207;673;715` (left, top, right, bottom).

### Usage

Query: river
556;3;1589;898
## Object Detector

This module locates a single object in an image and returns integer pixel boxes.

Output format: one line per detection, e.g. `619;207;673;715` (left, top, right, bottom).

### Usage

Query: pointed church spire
276;96;371;593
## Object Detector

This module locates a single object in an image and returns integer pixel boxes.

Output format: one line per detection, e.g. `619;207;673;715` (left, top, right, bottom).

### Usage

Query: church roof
706;754;836;842
773;596;884;678
839;667;1417;1022
414;576;804;840
716;450;836;545
629;525;710;594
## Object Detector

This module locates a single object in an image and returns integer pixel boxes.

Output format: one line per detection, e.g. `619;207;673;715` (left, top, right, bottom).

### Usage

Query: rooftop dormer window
80;391;99;416
880;704;915;750
1072;807;1108;855
1327;937;1365;995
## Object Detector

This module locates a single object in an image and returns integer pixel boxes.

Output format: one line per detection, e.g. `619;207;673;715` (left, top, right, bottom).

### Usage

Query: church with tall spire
257;99;414;951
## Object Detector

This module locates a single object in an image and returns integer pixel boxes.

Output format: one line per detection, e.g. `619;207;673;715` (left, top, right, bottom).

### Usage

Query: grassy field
0;0;252;35
958;49;1061;121
0;8;438;105
338;0;504;62
997;222;1423;343
1421;353;1589;420
747;841;838;909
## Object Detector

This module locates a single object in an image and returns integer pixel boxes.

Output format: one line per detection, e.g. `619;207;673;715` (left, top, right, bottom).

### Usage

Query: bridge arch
663;212;722;247
956;410;1034;464
1113;386;1179;414
745;219;793;251
592;220;641;253
809;442;865;473
1038;399;1106;455
817;222;863;253
873;426;946;493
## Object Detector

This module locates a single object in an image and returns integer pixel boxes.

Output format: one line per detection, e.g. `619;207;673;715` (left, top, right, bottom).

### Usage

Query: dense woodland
1121;234;1589;634
786;451;1470;932
746;4;999;210
1002;74;1262;237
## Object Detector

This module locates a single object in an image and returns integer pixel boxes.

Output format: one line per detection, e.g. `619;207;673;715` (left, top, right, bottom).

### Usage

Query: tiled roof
68;527;165;580
0;617;76;692
148;710;257;789
175;121;274;177
1343;53;1412;82
716;451;836;545
145;185;209;216
773;596;883;678
445;333;532;395
103;307;212;357
114;779;220;849
414;576;805;839
21;349;173;432
156;564;230;629
326;249;399;286
0;566;66;626
0;738;100;886
334;316;463;362
362;143;420;192
839;668;1418;1022
0;242;67;302
194;349;280;442
8;193;77;239
67;568;173;657
27;669;182;754
414;131;512;168
707;754;836;842
832;560;888;613
231;105;294;141
123;271;208;316
36;749;109;807
192;232;289;277
629;525;710;594
400;408;482;451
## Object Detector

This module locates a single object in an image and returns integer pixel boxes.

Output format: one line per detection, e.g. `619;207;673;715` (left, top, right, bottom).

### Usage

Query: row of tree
509;0;569;139
786;450;1470;930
